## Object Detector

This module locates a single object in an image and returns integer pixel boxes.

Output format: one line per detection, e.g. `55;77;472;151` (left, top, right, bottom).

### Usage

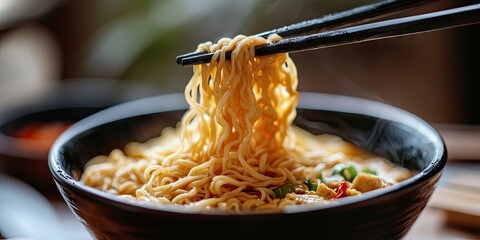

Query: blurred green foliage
68;0;373;92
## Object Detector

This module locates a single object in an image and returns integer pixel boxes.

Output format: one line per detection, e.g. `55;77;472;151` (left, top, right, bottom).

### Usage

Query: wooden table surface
405;161;480;240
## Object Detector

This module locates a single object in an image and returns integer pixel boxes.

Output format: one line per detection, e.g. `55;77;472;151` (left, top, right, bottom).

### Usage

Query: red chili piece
334;180;349;199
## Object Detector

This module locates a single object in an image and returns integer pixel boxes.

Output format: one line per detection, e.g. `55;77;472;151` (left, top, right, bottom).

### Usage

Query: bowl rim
48;91;447;216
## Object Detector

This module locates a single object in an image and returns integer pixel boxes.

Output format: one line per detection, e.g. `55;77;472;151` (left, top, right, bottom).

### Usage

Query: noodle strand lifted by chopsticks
81;34;411;213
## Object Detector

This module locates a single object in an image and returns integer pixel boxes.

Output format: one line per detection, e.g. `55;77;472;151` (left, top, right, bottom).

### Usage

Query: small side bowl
0;106;104;199
49;92;447;240
0;79;156;199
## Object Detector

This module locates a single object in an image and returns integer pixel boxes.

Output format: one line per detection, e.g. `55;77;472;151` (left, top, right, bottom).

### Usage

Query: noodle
81;34;412;213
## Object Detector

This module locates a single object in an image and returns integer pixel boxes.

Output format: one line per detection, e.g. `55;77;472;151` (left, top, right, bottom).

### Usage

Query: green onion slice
273;183;295;198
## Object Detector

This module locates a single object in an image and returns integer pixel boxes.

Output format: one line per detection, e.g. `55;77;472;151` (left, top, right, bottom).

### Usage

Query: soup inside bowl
49;92;447;240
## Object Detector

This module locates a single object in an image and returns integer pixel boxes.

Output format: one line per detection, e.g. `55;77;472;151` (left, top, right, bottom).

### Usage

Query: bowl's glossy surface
49;92;447;240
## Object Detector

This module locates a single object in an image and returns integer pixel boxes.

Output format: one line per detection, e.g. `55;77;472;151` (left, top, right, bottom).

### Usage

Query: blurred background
1;0;479;123
0;0;479;239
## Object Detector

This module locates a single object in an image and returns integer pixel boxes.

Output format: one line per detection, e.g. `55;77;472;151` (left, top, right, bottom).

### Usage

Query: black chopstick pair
176;0;437;64
176;0;480;66
176;0;438;66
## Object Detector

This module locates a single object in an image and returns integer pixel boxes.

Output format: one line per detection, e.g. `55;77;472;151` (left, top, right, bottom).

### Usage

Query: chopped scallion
331;163;347;175
331;164;357;182
361;168;377;175
303;177;318;191
342;165;357;182
273;183;295;198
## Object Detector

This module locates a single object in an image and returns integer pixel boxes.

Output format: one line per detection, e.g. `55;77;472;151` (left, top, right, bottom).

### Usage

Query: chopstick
178;3;480;66
176;0;438;65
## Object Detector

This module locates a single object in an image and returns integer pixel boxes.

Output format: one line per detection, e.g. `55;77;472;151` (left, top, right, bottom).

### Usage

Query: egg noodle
81;34;411;213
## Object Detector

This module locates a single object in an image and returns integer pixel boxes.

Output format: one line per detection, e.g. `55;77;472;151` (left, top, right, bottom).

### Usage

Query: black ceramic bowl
49;92;447;240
